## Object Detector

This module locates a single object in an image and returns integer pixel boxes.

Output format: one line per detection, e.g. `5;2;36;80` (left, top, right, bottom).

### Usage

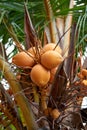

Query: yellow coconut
49;67;58;83
41;43;62;55
41;50;63;69
77;72;84;79
50;108;60;119
81;80;87;86
12;51;34;68
30;64;50;87
82;69;87;76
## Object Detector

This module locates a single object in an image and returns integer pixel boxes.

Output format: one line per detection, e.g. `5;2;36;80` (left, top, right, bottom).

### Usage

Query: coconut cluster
12;43;63;88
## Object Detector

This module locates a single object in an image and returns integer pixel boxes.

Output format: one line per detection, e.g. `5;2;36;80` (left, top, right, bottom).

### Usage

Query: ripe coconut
77;72;84;79
81;80;87;86
41;50;63;69
12;51;34;68
41;43;62;55
30;64;50;87
50;108;60;119
81;69;87;76
49;67;58;83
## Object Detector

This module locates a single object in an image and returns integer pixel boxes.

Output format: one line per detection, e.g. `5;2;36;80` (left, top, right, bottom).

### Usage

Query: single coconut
41;50;63;69
81;80;87;86
82;69;87;76
41;43;62;55
50;108;60;119
30;64;50;87
12;51;34;68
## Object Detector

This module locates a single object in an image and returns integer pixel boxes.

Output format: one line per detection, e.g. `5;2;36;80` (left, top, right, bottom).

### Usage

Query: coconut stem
33;85;39;103
40;88;47;111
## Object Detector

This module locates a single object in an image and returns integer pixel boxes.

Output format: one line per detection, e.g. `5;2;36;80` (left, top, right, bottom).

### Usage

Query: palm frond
75;6;87;54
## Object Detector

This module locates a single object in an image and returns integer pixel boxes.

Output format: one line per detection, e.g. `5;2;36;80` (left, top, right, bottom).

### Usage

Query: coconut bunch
12;43;63;88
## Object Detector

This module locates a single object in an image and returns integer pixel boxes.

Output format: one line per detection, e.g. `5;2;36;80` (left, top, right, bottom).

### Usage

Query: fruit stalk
40;88;47;111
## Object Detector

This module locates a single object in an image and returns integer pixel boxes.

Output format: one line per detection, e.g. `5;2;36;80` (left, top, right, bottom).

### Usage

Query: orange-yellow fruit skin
49;67;58;83
50;108;60;119
41;50;63;69
80;80;87;91
81;80;87;86
41;43;62;55
82;69;87;76
12;51;34;68
77;72;84;79
30;64;50;87
28;46;40;56
28;47;36;55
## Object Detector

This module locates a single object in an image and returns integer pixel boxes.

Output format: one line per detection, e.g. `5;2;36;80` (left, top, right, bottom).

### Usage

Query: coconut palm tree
0;0;87;130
